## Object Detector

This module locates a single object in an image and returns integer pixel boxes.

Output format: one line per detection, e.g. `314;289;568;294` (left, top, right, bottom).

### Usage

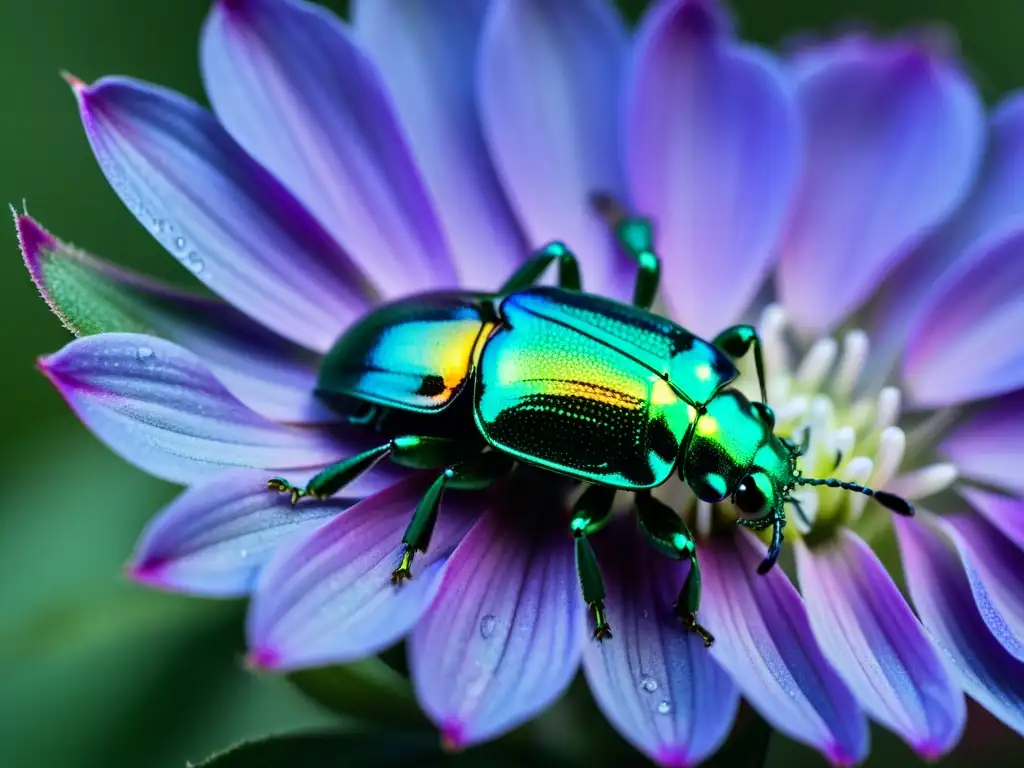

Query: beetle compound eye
733;475;768;520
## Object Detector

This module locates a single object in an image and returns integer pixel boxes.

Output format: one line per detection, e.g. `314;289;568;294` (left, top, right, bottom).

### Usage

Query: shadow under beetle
269;194;914;646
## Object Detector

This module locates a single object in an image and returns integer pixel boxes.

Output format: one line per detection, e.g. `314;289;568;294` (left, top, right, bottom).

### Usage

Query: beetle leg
756;513;786;575
590;192;661;310
392;451;515;584
268;435;471;504
268;442;393;504
499;241;582;293
713;324;768;405
635;492;714;647
570;484;617;640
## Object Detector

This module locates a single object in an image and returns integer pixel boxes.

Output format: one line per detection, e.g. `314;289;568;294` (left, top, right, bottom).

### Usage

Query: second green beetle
270;195;914;646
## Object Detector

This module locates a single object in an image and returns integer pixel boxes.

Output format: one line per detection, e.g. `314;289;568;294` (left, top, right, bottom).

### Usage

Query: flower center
700;304;958;543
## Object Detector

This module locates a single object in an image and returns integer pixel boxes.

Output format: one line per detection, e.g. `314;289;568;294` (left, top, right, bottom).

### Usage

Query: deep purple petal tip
245;646;281;671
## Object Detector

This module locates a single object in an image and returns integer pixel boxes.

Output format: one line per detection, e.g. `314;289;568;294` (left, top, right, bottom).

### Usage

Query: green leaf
194;730;436;767
195;729;539;768
288;657;427;728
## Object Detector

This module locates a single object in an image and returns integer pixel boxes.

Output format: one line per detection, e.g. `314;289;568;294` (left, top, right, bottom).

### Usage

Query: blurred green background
1;1;1022;766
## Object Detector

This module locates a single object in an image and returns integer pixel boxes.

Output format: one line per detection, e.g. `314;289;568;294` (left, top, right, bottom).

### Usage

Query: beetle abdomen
317;292;492;414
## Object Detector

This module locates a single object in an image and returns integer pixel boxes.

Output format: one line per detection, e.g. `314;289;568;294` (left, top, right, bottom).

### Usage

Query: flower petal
17;213;334;424
410;494;584;748
128;469;347;596
960;486;1024;551
583;520;739;767
700;529;868;766
73;75;371;353
795;531;965;759
247;475;477;671
39;333;351;484
777;38;985;334
627;0;801;335
867;92;1024;384
942;514;1024;662
201;0;456;298
903;225;1024;406
352;0;526;288
940;391;1024;495
479;0;631;298
895;516;1024;736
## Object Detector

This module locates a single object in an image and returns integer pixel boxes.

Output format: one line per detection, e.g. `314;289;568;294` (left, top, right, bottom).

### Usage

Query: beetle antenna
794;477;914;516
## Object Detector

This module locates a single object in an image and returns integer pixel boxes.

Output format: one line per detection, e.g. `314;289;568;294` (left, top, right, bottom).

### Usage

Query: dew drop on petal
479;614;497;639
174;236;186;251
640;675;658;693
136;346;154;361
657;700;672;715
185;252;205;274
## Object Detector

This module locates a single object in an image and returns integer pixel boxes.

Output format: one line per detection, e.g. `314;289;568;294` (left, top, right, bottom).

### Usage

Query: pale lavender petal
895;516;1024;735
247;476;477;670
795;532;965;759
700;529;868;766
903;226;1024;406
943;515;1024;662
777;38;985;334
353;0;527;288
941;392;1024;496
410;497;584;748
583;521;739;767
868;92;1024;384
202;0;456;297
479;0;631;298
960;486;1024;551
72;75;371;353
627;0;801;336
39;334;350;485
128;469;347;596
17;213;334;424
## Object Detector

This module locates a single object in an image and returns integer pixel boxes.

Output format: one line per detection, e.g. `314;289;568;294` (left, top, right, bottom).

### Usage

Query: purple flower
16;0;1024;764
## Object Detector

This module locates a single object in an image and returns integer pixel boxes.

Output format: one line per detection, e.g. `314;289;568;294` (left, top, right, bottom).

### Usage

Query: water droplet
136;346;154;361
657;700;672;715
479;614;497;639
239;548;248;559
640;675;658;693
185;252;205;274
174;236;186;251
151;219;166;234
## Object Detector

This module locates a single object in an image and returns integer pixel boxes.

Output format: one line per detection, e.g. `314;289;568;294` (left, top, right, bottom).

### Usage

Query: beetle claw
267;477;307;506
589;601;613;641
390;548;415;586
682;613;715;648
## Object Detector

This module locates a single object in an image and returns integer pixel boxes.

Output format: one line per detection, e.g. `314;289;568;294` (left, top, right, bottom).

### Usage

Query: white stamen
832;330;869;399
795;338;838;393
804;396;834;459
790;488;819;535
695;500;713;539
886;463;959;500
759;304;789;387
774;394;809;423
842;456;875;522
833;426;856;465
870;427;906;490
874;387;901;431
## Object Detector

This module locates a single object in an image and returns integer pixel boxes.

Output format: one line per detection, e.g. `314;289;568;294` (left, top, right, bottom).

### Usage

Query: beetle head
679;389;790;520
680;387;915;573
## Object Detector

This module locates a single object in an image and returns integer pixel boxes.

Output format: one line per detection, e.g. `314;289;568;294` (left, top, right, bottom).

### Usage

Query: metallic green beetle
269;195;914;646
